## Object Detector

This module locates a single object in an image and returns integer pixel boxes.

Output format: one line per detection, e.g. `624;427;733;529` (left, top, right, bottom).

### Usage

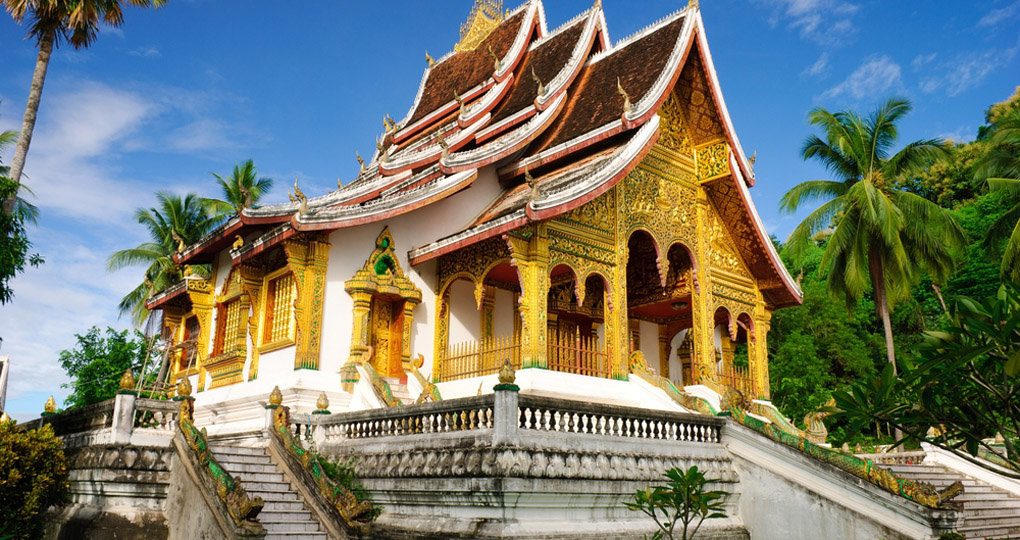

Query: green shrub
625;465;728;540
316;454;382;522
0;421;70;539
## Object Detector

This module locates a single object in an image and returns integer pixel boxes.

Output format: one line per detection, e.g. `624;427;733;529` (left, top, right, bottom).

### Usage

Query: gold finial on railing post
314;392;330;415
43;395;57;416
118;369;137;395
1;412;12;423
174;377;195;422
495;355;518;392
269;386;283;408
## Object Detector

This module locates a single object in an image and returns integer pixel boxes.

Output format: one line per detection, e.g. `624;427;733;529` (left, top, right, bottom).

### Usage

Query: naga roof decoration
173;0;801;307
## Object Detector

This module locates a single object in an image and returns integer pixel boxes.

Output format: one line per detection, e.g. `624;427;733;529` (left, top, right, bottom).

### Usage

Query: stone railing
320;394;495;441
856;451;928;466
20;394;181;448
518;395;721;443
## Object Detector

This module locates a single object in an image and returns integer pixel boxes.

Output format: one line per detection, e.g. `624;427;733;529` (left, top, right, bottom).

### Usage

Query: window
213;297;245;356
261;271;296;348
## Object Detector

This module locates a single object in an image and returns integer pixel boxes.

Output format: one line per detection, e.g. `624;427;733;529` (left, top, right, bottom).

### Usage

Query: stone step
259;510;313;523
961;514;1020;528
241;480;293;493
262;499;307;511
208;445;268;456
212;453;273;465
249;489;299;501
212;462;278;474
956;522;1020;539
264;533;327;540
261;520;322;533
234;471;285;483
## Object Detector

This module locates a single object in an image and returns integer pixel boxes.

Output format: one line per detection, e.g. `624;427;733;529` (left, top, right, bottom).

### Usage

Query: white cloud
920;43;1019;97
978;1;1020;26
821;55;902;101
912;52;937;72
802;52;829;78
937;126;975;144
757;0;859;46
129;46;161;58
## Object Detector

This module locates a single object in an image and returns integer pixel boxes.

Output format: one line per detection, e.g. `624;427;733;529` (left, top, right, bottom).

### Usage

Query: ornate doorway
369;296;407;378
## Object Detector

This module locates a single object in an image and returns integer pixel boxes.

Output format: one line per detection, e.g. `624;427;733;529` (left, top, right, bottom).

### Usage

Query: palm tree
0;128;38;224
2;0;166;210
204;159;274;219
780;97;966;373
108;192;217;326
978;106;1020;282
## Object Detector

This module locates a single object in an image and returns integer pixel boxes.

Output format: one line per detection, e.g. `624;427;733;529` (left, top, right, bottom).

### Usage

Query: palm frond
778;180;849;213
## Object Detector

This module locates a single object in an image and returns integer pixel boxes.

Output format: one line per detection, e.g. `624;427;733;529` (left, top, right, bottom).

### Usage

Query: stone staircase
208;442;328;539
381;376;414;405
886;462;1020;539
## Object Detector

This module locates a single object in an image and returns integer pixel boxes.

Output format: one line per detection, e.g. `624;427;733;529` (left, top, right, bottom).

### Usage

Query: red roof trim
409;213;528;265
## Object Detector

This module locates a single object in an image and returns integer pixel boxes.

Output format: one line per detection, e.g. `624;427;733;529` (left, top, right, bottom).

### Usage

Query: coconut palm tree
0;128;38;224
204;159;274;220
780;97;966;373
2;0;166;209
108;191;217;326
978;107;1020;282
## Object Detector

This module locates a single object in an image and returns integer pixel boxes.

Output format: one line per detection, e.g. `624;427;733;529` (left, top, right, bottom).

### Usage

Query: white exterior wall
491;288;516;339
637;320;659;372
447;279;481;346
668;328;688;386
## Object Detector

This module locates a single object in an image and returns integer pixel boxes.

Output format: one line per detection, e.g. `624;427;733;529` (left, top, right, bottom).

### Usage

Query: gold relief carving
694;139;730;182
436;237;510;298
555;189;616;236
283;235;331;370
657;92;693;155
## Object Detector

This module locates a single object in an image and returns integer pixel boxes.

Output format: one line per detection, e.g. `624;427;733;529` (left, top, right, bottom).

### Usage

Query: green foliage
316;454;382;522
0;421;70;540
204;159;274;219
108;191;219;326
58;326;152;409
831;282;1020;477
624;466;727;540
977;105;1020;281
0;176;42;307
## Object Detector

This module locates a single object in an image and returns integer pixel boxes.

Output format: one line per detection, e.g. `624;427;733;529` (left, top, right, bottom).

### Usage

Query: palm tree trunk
869;248;903;448
3;28;54;215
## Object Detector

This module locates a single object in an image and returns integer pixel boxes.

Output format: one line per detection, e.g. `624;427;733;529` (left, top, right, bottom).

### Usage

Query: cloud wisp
759;0;860;46
820;55;902;101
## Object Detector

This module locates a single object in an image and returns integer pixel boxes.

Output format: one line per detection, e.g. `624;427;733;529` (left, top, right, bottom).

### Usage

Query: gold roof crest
455;0;506;52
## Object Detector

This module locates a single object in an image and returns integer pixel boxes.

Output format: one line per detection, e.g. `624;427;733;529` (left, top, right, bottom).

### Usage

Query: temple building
148;0;801;433
30;3;1008;539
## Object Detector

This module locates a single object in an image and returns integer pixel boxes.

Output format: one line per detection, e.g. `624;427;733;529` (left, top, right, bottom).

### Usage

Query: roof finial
436;130;450;160
386;114;396;132
290;176;308;214
356;151;366;174
376;135;390;162
524;167;539;201
454;90;467;116
425;50;435;67
593;0;602;9
617;77;632;113
171;229;186;253
488;44;501;72
749;149;756;171
337;176;343;189
531;67;545;97
687;0;699;11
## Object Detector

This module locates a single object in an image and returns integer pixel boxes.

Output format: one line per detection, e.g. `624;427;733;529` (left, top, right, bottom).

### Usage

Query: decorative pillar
238;264;264;380
481;285;496;339
433;293;450;383
719;333;735;376
605;254;629;380
284;236;331;370
186;279;214;392
691;190;717;385
343;291;373;391
658;325;670;378
506;227;549;370
755;309;773;399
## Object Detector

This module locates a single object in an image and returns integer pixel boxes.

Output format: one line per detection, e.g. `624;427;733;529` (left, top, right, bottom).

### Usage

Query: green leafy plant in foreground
0;421;70;540
625;466;727;540
316;454;382;522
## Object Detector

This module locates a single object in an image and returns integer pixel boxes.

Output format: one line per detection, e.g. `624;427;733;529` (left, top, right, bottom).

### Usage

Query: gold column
481;285;496;339
658;325;670;378
432;292;451;382
401;301;416;373
605;256;629;380
238;264;264;380
284;237;331;370
719;332;735;376
507;227;549;369
692;190;717;385
755;310;773;399
186;280;214;392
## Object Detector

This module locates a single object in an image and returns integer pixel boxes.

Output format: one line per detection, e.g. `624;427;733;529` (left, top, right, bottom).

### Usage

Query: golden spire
617;77;632;113
455;0;505;52
119;369;136;391
269;385;283;406
44;396;56;414
688;0;699;10
290;177;308;214
356;151;366;174
425;50;435;67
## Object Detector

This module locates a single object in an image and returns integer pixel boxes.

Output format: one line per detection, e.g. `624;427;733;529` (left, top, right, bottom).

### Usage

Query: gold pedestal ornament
268;386;283;409
118;369;137;394
313;392;330;414
42;395;57;416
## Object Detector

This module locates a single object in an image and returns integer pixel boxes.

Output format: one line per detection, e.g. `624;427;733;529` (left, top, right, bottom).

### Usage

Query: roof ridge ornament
376;136;391;162
616;77;632;113
688;0;699;10
531;66;545;97
425;50;435;67
356;151;366;174
436;130;450;160
290;176;308;214
453;90;467;116
488;44;502;72
455;0;505;53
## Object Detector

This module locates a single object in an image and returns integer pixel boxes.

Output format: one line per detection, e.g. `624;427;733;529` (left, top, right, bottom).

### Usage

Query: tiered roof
172;0;801;309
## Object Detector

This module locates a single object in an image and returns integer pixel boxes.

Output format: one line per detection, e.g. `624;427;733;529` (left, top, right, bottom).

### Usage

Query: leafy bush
316;454;382;522
0;421;70;539
625;465;727;540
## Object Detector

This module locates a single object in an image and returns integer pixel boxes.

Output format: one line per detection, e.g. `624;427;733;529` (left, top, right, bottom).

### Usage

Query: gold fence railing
717;364;754;398
547;332;610;378
436;334;521;382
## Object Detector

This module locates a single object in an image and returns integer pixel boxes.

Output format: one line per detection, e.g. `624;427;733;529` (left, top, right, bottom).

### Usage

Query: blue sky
1;0;1018;420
